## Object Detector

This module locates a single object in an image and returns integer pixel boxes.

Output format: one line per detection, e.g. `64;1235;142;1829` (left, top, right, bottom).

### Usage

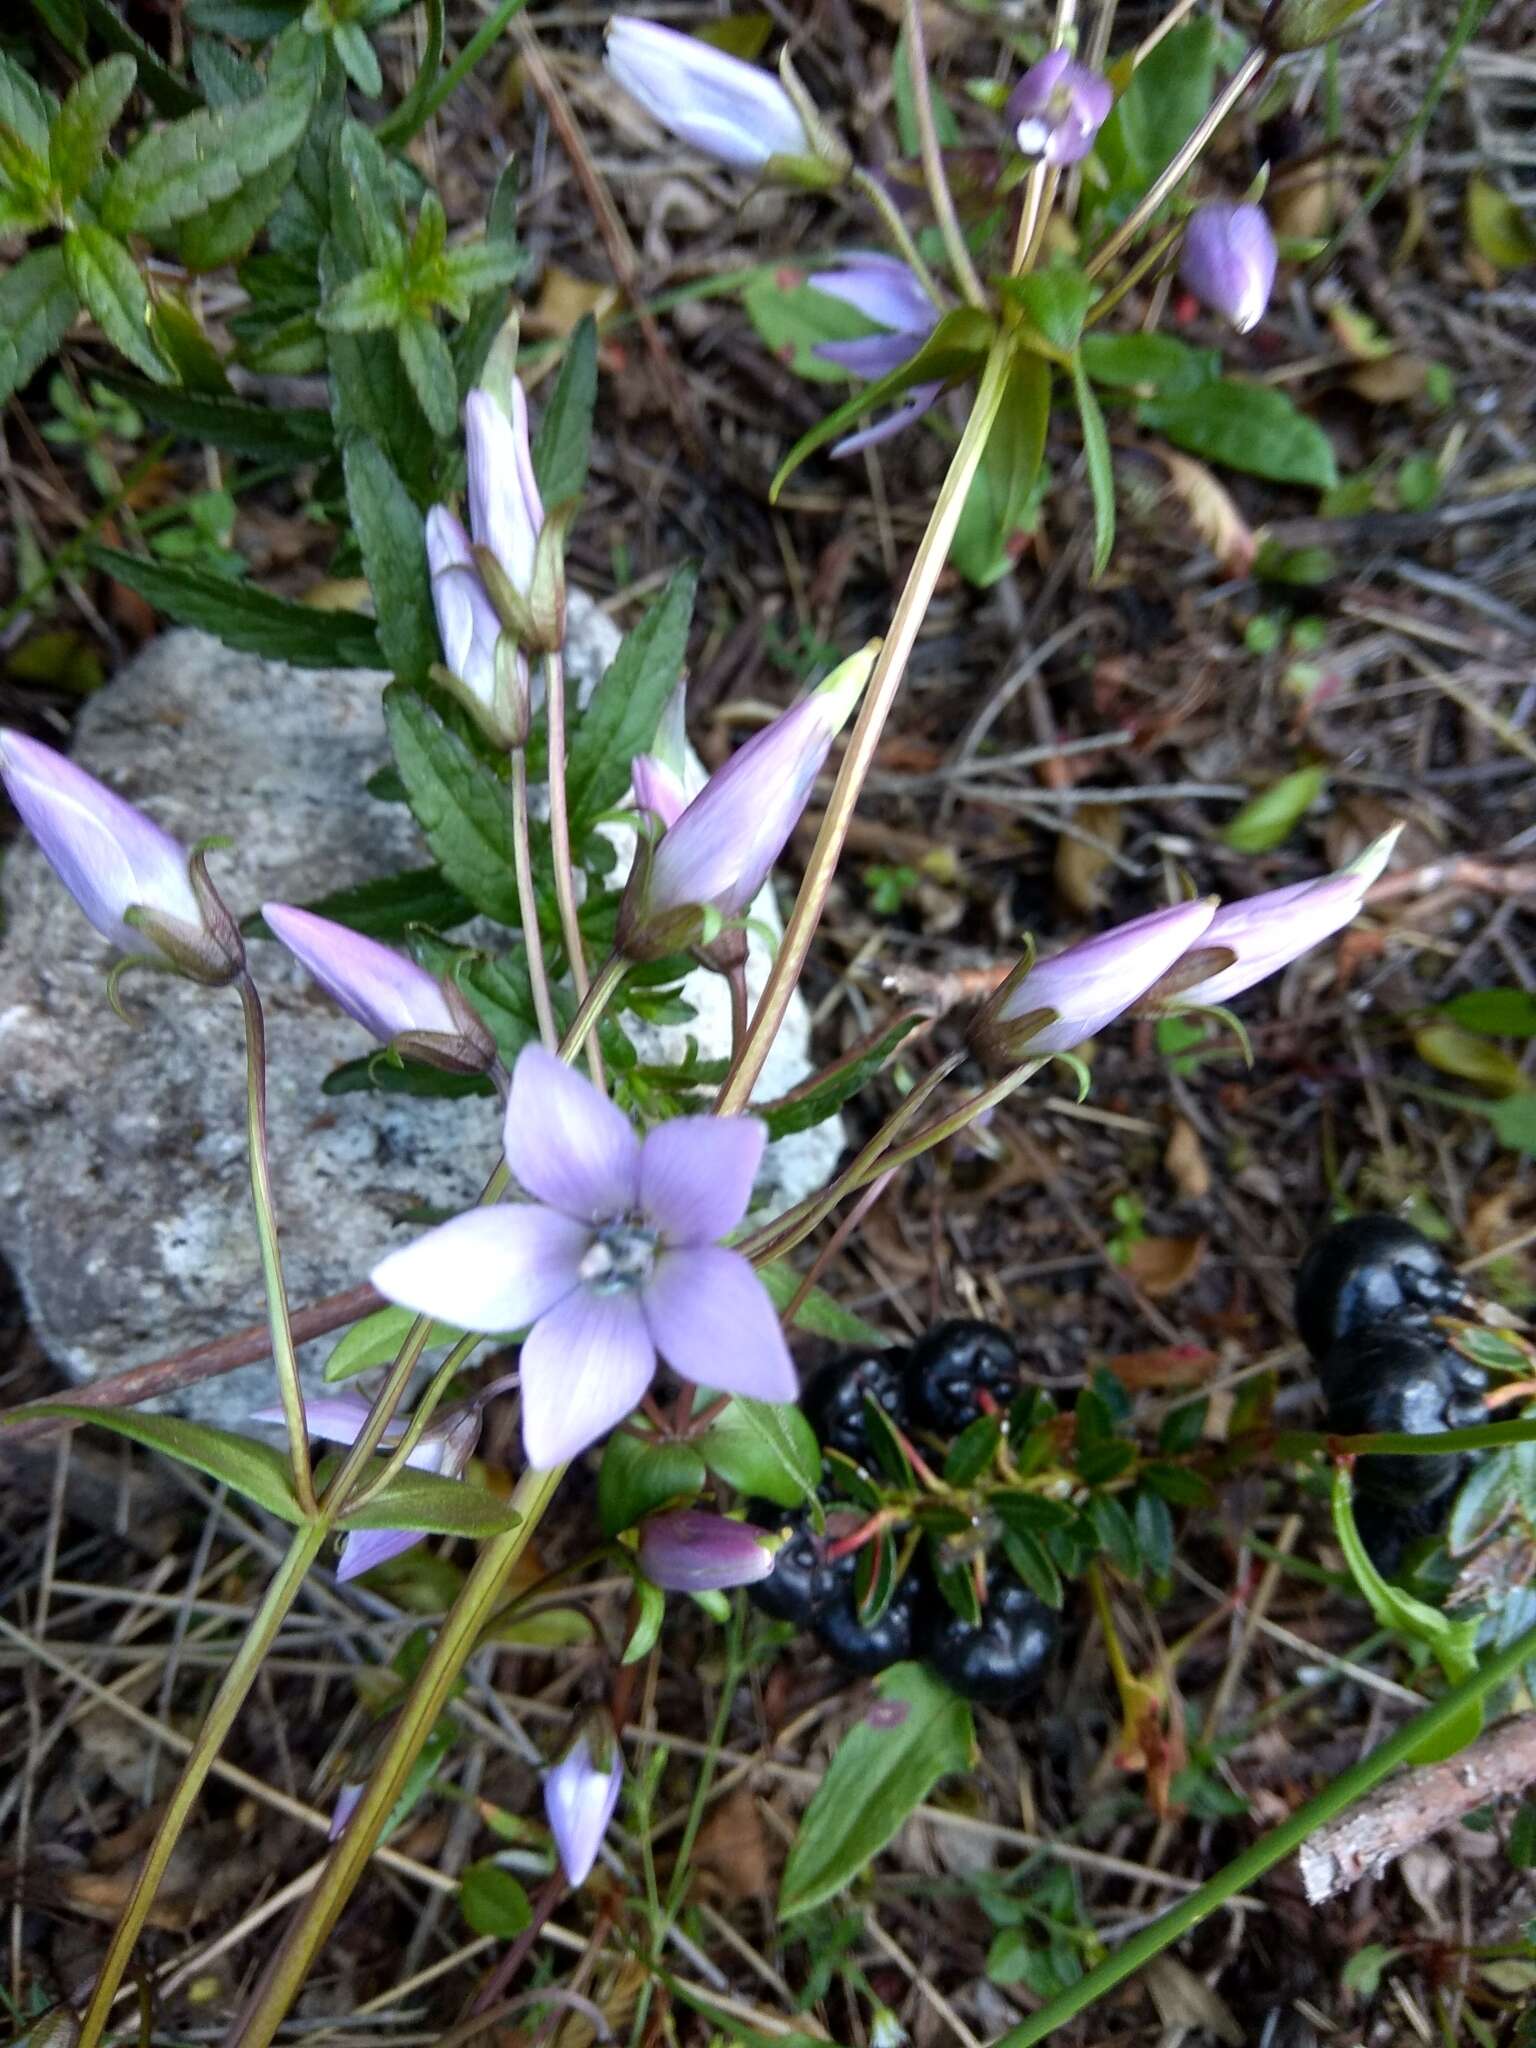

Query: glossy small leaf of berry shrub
820;1446;883;1510
854;1530;899;1625
779;1661;975;1918
930;1540;985;1625
999;1526;1064;1609
597;1425;708;1538
944;1414;1004;1487
859;1393;917;1488
1086;1494;1141;1578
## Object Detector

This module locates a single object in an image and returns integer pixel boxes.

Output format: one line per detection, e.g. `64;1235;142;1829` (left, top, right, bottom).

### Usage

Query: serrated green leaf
771;307;995;500
322;264;406;333
755;1013;924;1141
89;546;385;667
382;685;520;921
333;20;383;97
439;236;523;306
345;435;438;684
566;565;697;830
1070;350;1115;579
780;1663;974;1915
321;239;433;499
178;144;300;270
22;1404;303;1520
63;225;172;382
72;0;200;115
0;52;58;160
101;41;316;234
462;951;548;1064
49;54;137;205
756;1261;892;1348
0;246;79;407
1223;763;1326;853
598;1427;707;1536
98;372;333;456
1139;381;1338;490
395;308;458;438
337;1469;521;1538
697;1395;822;1507
459;1860;532;1937
531;313;597;508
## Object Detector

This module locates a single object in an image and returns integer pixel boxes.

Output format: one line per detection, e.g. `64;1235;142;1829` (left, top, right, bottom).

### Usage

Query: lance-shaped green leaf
1137;380;1338;489
21;1405;304;1521
89;546;385;667
780;1662;975;1915
1071;350;1115;579
754;1011;924;1139
756;1261;891;1348
337;1469;522;1538
395;308;458;438
64;226;172;383
566;564;697;830
382;685;521;923
99;373;334;457
1000;268;1094;359
951;345;1050;588
322;1303;475;1383
0;52;57;161
345;434;438;684
531;314;598;508
1223;763;1327;853
771;307;996;500
49;54;137;206
1332;1463;1483;1763
0;246;80;407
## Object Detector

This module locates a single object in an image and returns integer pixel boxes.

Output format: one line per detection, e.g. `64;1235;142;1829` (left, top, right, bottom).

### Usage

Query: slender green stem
510;746;559;1049
378;0;528;144
238;975;314;1515
715;338;1014;1114
903;0;987;308
850;167;946;309
542;647;602;1089
223;1466;566;2048
1083;221;1183;327
343;1331;486;1510
374;0;446;147
997;1613;1536;2046
1085;48;1267;280
854;1056;1047;1182
76;1523;329;2048
563;950;628;1068
1314;0;1495;267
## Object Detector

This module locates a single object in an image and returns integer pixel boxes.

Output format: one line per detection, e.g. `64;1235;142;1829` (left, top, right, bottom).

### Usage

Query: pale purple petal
639;1510;777;1591
330;1782;365;1841
371;1204;588;1332
465;388;542;596
250;1393;378;1448
544;1726;622;1885
504;1044;642;1222
605;17;807;170
519;1286;657;1467
642;1246;797;1402
0;728;201;951
817;332;928;381
337;1526;424;1581
631;752;689;831
831;382;942;458
1179;204;1278;335
263;902;459;1043
1007;49;1113;166
638;1115;766;1245
997;897;1217;1052
813;253;935;334
1174;872;1367;1007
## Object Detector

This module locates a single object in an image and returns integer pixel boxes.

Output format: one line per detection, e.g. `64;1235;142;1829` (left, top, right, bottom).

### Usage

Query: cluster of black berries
749;1322;1059;1706
1295;1217;1485;1570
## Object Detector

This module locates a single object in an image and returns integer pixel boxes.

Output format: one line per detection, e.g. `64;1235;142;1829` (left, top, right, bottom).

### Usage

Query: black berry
923;1572;1058;1706
814;1565;929;1675
801;1348;910;1465
1321;1323;1487;1508
745;1504;849;1626
905;1320;1022;1435
1294;1217;1467;1363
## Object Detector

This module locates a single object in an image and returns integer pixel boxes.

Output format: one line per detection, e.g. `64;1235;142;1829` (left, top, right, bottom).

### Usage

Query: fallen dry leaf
1123;1234;1206;1299
1054;802;1124;914
692;1786;774;1900
1154;448;1256;575
1106;1342;1219;1390
1164;1115;1211;1199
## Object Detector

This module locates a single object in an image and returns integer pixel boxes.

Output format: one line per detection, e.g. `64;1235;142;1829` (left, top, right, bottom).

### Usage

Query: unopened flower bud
1007;48;1113;167
0;728;243;987
263;902;496;1076
1261;0;1384;52
426;505;529;749
618;642;878;961
638;1509;778;1592
605;17;846;186
545;1713;623;1887
464;377;564;656
1179;203;1278;334
971;898;1217;1070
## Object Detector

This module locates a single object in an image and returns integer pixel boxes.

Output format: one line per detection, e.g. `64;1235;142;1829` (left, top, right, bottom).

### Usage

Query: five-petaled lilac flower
1179;203;1279;335
371;1045;796;1468
814;253;939;382
620;642;876;959
972;898;1218;1069
262;901;496;1074
639;1509;778;1592
253;1393;482;1582
1007;48;1113;166
0;727;241;984
545;1715;623;1886
1145;826;1401;1011
605;17;810;173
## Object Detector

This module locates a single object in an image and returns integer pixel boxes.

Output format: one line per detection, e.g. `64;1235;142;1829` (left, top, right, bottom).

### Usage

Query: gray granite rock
0;599;841;1427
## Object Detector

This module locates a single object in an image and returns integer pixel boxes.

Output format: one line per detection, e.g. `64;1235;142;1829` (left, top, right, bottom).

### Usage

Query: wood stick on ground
1297;1711;1536;1904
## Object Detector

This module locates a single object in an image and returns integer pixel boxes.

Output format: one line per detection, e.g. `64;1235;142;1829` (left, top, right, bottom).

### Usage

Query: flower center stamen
580;1220;659;1293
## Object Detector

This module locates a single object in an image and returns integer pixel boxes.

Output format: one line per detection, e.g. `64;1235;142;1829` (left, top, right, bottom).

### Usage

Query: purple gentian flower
1179;203;1279;335
465;385;544;605
370;1045;796;1468
814;252;938;382
262;901;496;1073
630;752;689;832
618;642;876;959
0;727;241;984
545;1716;623;1886
1007;48;1114;166
638;1509;778;1592
1146;827;1400;1010
605;17;809;172
329;1782;364;1840
253;1392;482;1581
972;898;1218;1068
426;505;505;700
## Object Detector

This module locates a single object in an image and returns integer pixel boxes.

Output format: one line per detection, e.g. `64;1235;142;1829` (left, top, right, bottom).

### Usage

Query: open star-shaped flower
371;1045;796;1467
